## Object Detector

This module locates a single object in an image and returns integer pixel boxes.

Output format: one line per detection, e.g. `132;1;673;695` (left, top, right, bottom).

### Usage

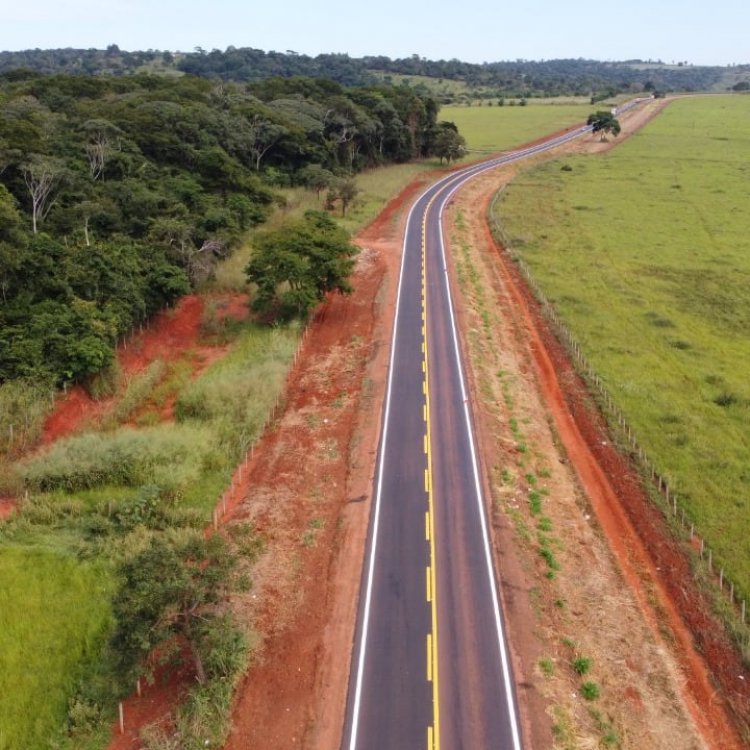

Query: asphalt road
342;105;648;750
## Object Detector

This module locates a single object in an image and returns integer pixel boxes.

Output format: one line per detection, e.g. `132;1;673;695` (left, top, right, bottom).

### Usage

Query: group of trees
2;47;743;99
0;71;450;384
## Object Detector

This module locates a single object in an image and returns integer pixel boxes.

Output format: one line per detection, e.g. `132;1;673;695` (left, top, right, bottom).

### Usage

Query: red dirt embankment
42;293;249;444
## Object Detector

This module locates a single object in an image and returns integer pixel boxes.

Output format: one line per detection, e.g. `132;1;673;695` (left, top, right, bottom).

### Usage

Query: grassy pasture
0;547;111;750
493;95;750;600
442;103;592;153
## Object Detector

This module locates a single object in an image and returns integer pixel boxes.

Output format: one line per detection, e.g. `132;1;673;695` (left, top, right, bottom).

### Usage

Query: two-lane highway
342;104;648;750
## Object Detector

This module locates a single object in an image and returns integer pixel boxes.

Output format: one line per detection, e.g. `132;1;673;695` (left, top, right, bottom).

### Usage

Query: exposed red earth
41;293;249;444
11;103;747;749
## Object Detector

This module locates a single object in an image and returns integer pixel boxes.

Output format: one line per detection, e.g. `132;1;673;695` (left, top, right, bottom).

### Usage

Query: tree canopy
246;210;359;320
0;71;444;385
0;47;737;98
111;532;246;685
587;110;622;140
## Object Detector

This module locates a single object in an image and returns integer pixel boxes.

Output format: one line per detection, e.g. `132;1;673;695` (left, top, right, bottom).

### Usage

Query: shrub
581;681;601;700
573;656;592;675
21;423;217;494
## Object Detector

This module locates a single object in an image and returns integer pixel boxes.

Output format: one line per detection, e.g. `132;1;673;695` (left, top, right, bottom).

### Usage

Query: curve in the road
342;99;649;750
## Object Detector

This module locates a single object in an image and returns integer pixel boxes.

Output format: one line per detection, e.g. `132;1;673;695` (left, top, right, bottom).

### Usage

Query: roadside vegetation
0;70;618;748
0;316;296;748
449;206;634;748
493;94;750;604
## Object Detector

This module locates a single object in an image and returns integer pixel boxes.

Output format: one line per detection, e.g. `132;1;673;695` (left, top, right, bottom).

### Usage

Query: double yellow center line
422;206;440;750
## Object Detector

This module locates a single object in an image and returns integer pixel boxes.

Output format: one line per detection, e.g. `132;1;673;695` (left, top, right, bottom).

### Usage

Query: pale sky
1;0;748;66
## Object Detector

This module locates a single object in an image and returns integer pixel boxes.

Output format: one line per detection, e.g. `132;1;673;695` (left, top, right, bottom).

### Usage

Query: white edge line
346;98;646;747
425;122;605;749
346;180;441;750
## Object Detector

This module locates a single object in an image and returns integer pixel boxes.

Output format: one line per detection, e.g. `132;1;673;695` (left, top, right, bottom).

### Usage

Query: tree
21;154;65;234
111;532;245;685
432;121;466;164
587;110;621;141
299;163;334;200
246;210;359;319
247;115;287;171
82;118;122;181
325;176;360;216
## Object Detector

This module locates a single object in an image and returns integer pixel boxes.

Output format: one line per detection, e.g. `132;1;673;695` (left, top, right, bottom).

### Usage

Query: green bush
581;681;601;700
573;656;592;675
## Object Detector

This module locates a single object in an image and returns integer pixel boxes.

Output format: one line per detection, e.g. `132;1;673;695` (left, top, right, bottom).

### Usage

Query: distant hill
1;46;748;99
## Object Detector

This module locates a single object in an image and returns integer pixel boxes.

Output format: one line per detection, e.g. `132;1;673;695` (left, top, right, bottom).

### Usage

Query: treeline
1;46;745;96
0;72;443;385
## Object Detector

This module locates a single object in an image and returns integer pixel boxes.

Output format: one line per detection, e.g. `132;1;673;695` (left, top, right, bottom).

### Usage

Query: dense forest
1;46;747;97
1;47;746;385
0;71;444;385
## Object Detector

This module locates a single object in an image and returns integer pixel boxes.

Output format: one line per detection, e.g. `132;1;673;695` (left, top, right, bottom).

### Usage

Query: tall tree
247;116;286;171
432;121;466;164
21;154;65;234
246;210;359;319
82;118;122;181
587;110;622;141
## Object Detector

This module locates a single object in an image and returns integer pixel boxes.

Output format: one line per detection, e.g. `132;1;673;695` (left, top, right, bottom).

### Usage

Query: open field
442;103;594;152
0;547;111;750
493;94;750;602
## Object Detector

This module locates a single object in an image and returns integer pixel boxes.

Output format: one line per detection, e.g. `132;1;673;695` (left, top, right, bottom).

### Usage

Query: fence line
509;251;748;644
209;319;311;529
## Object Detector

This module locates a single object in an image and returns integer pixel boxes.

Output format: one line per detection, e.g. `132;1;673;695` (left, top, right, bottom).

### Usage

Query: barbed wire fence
210;318;312;530
505;247;749;654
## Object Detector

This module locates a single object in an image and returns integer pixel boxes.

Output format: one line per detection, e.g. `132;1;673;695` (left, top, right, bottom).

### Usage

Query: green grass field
0;547;111;750
442;103;594;153
493;95;750;601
